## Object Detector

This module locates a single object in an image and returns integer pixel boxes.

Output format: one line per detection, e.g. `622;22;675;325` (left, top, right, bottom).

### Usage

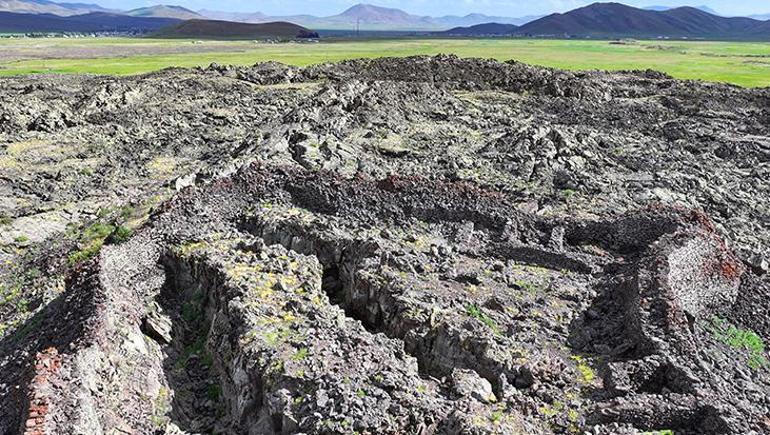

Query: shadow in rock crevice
154;256;228;434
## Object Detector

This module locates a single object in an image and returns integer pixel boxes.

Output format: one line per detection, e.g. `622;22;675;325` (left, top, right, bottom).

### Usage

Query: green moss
25;267;41;280
175;335;208;370
207;384;221;401
67;220;125;265
9;314;40;340
67;239;104;265
180;289;205;324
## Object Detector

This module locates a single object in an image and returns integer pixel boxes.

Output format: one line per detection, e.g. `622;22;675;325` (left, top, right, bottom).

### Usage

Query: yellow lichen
145;157;179;179
571;355;596;384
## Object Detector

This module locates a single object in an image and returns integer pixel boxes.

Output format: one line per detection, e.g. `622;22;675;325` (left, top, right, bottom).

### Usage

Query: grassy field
0;38;768;87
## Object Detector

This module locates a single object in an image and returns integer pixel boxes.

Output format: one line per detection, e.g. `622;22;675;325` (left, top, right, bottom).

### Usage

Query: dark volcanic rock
0;55;769;434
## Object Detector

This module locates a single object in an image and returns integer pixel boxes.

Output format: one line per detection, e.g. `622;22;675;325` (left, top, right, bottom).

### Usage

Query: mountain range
0;0;113;16
0;1;768;39
0;10;177;32
446;2;770;39
197;4;538;31
0;1;537;30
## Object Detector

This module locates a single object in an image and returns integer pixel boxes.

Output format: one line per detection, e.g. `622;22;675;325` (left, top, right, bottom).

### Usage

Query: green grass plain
0;38;769;87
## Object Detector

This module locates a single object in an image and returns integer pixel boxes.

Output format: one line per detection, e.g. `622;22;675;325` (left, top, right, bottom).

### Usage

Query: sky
92;0;770;17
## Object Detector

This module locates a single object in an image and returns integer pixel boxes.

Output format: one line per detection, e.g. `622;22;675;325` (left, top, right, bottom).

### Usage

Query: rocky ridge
0;55;769;434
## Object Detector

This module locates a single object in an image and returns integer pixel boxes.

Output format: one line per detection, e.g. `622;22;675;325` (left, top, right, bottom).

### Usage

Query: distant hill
154;19;319;39
0;0;112;16
291;4;435;30
645;5;719;15
749;13;770;21
434;13;535;27
443;23;519;36
0;10;179;32
336;3;424;25
126;5;202;20
196;9;268;22
746;19;770;36
516;2;768;38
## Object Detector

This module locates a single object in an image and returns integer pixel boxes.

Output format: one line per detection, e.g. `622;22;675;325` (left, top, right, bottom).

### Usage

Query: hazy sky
96;0;770;17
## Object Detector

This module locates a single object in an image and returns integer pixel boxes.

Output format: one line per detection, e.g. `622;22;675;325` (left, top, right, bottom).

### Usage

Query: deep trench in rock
248;222;509;397
156;257;229;433
321;265;345;307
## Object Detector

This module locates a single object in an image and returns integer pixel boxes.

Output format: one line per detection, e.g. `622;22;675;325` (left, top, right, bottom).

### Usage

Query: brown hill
154;19;319;39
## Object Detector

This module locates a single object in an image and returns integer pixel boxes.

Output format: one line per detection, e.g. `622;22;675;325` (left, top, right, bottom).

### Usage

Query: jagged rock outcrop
1;56;769;434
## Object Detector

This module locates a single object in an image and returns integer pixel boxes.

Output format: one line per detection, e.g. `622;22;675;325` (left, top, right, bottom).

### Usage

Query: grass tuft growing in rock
292;347;309;361
108;225;133;244
465;303;501;335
